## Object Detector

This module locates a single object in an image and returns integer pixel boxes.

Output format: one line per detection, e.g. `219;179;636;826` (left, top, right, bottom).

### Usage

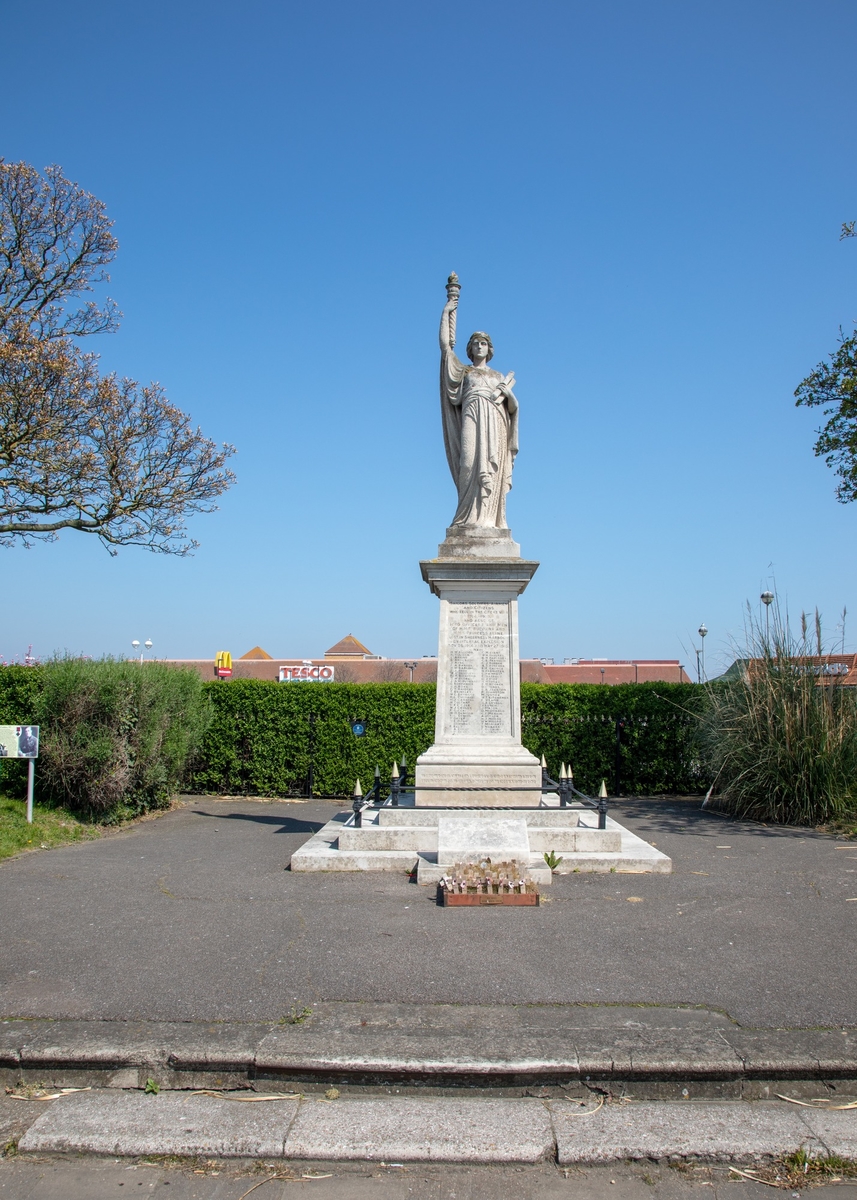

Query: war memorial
292;276;669;884
4;277;854;1187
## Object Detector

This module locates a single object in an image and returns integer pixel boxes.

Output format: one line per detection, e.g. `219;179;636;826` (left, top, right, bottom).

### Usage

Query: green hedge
0;661;209;818
0;667;709;803
520;682;707;794
190;679;707;797
190;681;437;797
0;665;43;797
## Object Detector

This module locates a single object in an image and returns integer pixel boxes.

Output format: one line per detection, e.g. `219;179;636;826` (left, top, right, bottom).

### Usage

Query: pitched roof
239;646;273;660
324;634;372;658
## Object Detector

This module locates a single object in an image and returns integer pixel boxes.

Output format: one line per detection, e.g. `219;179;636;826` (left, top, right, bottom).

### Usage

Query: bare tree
0;160;235;554
373;660;407;682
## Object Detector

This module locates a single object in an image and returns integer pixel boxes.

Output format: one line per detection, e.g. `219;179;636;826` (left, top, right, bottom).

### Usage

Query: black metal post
399;755;407;786
614;718;623;797
352;793;363;827
391;763;400;807
559;771;568;807
597;791;608;830
371;765;381;805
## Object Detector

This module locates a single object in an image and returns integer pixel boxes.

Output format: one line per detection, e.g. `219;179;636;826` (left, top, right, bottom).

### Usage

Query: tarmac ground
1;794;855;1180
0;794;854;1026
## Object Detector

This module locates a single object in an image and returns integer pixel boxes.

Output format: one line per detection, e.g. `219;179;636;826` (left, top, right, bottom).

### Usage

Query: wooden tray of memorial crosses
438;859;539;906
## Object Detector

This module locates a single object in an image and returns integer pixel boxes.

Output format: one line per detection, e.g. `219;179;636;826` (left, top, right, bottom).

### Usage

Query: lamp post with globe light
698;623;708;682
761;591;774;642
131;639;153;665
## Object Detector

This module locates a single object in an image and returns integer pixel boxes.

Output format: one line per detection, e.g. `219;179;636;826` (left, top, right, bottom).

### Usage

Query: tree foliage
0;160;235;554
795;331;857;503
794;220;857;503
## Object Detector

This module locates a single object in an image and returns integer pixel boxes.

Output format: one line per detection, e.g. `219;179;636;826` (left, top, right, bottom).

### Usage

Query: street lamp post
698;623;707;682
403;660;418;683
131;639;153;665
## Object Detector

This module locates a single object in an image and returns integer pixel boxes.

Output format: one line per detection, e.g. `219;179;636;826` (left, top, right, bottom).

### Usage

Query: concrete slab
436;816;530;866
552;817;672;874
552;1100;814;1163
17;1089;298;1157
284;1097;554;1162
528;828;621;852
799;1108;857;1157
13;1090;853;1168
338;826;437;851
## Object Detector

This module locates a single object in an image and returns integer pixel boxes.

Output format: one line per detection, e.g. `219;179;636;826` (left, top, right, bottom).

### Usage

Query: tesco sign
279;663;335;683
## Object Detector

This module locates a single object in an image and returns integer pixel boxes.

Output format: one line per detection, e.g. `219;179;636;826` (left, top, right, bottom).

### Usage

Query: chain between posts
347;758;609;829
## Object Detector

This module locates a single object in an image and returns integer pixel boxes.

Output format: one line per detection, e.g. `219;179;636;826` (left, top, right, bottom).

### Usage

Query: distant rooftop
324;634;373;658
239;646;273;660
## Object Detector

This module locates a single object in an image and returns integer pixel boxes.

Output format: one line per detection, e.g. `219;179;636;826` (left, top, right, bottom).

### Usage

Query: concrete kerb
14;1091;857;1164
2;1005;857;1100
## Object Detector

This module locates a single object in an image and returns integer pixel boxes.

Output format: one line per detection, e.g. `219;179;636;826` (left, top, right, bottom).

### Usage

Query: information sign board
0;725;39;758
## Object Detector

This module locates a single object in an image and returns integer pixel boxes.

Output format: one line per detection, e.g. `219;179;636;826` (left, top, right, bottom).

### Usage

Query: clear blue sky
3;0;856;675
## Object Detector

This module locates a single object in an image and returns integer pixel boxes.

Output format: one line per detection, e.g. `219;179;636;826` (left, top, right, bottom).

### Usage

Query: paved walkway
2;1087;857;1182
1;796;853;1027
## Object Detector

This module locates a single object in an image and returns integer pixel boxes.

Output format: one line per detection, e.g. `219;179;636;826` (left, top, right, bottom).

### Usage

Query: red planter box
439;891;539;907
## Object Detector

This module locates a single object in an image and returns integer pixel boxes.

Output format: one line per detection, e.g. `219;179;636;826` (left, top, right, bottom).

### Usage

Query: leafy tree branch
794;222;856;502
0;161;235;553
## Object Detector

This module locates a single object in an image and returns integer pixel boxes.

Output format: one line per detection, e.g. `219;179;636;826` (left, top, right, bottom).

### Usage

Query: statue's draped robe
440;349;519;530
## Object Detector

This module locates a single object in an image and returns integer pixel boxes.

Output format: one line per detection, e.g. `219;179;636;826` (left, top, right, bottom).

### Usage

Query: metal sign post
27;759;35;823
0;725;40;823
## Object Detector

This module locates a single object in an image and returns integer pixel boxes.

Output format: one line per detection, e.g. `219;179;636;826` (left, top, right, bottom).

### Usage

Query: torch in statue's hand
445;272;460;349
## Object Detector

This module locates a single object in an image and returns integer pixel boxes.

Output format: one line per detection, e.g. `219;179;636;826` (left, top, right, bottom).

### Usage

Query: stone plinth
415;558;541;806
437;525;521;559
288;804;671;880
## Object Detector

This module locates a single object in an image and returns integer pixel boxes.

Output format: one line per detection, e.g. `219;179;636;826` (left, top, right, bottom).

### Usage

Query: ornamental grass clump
701;603;857;825
36;657;211;820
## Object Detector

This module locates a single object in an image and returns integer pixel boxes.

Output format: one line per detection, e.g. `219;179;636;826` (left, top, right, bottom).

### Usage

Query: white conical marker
560;763;567;779
599;780;608;799
353;779;363;798
540;754;547;768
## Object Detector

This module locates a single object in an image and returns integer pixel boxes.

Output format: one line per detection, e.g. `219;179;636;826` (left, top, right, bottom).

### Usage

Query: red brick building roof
166;655;690;685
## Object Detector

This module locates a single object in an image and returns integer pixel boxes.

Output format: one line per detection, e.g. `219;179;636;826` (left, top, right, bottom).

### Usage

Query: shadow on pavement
612;796;830;841
190;809;325;835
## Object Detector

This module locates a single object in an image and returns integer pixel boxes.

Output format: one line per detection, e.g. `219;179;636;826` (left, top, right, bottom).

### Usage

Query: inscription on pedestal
446;604;511;738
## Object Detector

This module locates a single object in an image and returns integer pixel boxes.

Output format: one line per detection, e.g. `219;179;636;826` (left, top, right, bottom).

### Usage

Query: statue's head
466;331;494;363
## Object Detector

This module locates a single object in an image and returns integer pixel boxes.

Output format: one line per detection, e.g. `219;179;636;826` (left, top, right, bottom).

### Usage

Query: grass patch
825;812;857;839
731;1149;857;1188
0;792;103;862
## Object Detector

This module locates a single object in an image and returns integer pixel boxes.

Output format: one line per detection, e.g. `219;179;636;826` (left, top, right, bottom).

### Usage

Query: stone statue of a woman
439;274;519;546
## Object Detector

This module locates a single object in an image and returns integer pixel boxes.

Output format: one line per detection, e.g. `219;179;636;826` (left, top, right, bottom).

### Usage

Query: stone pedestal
415;557;542;806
